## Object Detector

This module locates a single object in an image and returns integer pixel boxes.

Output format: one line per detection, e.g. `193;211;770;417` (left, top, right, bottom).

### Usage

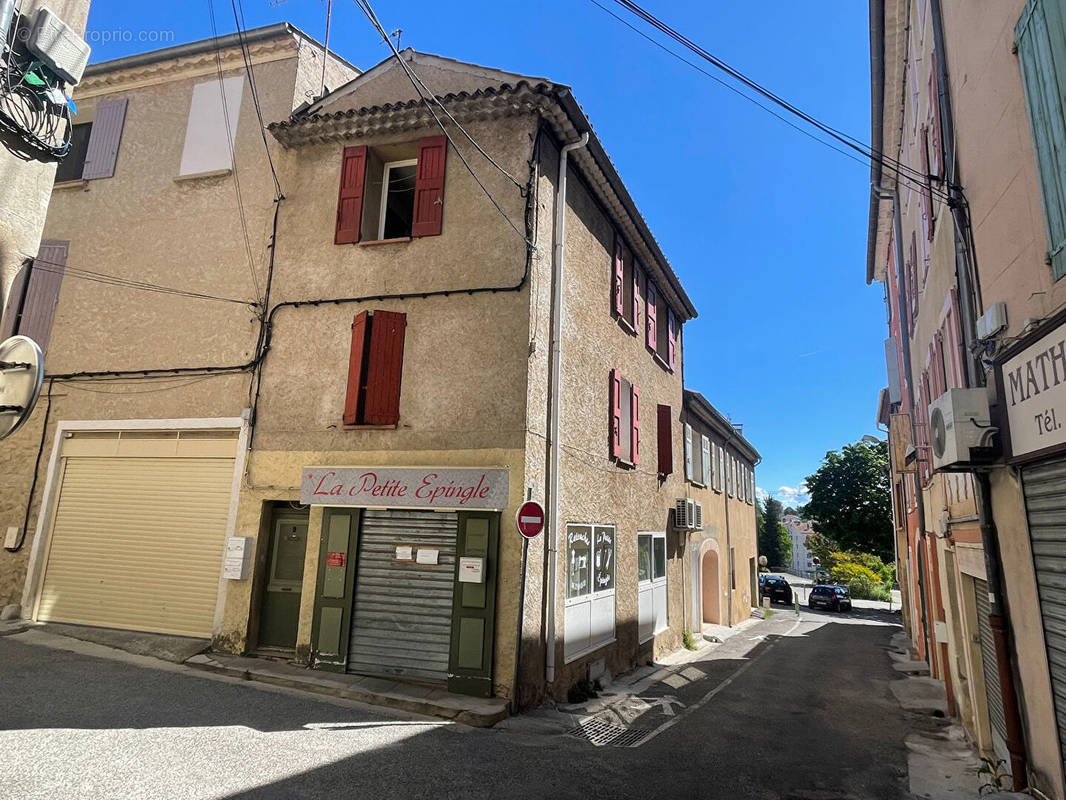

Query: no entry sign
516;501;545;538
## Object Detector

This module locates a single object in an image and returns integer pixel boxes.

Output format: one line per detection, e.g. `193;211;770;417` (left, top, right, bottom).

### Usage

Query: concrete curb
185;655;509;728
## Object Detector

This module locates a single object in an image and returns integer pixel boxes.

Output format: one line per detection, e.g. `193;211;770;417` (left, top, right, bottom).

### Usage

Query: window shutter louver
646;279;658;351
343;311;370;425
933;334;947;398
701;435;711;486
632;265;641;334
909;232;919;323
656;404;672;475
667;310;677;371
335;145;368;244
1016;0;1066;279
363;310;406;425
412;135;447;237
20;240;68;355
82;97;128;180
613;237;625;316
684;423;693;481
948;288;965;387
631;385;640;466
610;369;622;458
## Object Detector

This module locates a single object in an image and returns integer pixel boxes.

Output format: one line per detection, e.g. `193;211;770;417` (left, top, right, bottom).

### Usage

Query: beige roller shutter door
35;431;238;638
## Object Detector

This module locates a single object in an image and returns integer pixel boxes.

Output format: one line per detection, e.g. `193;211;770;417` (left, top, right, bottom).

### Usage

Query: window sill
174;168;233;182
616;316;636;336
651;351;672;372
342;423;398;430
53;179;89;191
359;237;411;247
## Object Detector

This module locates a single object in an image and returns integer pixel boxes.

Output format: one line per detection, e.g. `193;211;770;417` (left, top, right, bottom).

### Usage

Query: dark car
809;584;852;612
760;575;792;604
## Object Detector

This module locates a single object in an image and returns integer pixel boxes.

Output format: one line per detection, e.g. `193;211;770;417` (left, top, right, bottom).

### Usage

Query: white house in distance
784;514;815;578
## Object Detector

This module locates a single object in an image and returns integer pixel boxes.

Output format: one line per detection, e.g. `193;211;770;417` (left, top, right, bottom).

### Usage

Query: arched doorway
701;547;720;625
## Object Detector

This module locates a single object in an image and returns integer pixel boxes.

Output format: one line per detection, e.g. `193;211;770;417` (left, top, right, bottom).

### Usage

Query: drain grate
566;717;650;748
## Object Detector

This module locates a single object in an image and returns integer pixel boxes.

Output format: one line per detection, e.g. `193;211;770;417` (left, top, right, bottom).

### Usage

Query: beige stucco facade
0;33;764;709
871;1;1066;795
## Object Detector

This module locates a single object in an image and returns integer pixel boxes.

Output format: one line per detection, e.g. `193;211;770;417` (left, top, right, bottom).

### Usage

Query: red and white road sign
516;501;545;539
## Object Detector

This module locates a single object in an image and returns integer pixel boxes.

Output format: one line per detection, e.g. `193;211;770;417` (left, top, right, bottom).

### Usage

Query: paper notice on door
416;548;439;565
395;545;413;561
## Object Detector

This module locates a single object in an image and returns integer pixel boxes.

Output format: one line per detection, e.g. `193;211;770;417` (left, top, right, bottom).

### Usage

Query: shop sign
997;315;1066;461
301;467;509;510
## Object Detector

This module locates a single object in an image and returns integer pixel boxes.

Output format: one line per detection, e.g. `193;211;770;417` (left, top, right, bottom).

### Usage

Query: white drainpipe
545;131;589;686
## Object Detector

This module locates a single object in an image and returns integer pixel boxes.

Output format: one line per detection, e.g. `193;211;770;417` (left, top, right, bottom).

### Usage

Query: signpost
511;499;544;713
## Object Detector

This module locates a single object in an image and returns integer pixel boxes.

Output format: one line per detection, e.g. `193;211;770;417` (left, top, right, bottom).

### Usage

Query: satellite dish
0;335;44;440
930;405;947;459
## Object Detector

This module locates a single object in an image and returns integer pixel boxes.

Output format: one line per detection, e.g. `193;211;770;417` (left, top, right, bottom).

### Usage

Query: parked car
760;575;792;604
809;584;852;612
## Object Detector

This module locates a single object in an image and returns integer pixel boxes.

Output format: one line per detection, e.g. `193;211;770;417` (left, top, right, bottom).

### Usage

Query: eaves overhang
683;389;761;464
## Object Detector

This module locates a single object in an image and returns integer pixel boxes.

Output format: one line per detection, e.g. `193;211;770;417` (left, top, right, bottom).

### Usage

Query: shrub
682;629;698;651
829;562;881;600
870;585;893;602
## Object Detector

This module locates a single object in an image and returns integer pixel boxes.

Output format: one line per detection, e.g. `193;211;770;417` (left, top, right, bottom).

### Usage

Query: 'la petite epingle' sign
300;467;509;510
1000;320;1066;460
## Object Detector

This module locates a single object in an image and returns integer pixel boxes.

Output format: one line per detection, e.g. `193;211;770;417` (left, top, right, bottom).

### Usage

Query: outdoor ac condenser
929;388;991;470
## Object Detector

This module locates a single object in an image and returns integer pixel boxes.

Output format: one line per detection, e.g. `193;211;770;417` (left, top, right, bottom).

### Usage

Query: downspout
545;131;589;687
928;0;1027;787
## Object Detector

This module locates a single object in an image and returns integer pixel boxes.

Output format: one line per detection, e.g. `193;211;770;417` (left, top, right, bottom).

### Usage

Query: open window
335;136;447;244
609;369;639;466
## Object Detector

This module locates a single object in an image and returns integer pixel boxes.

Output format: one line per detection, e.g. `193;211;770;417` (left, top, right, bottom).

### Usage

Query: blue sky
83;1;884;508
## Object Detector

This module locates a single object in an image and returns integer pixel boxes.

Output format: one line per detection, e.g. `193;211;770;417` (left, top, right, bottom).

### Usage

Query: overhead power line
601;0;953;204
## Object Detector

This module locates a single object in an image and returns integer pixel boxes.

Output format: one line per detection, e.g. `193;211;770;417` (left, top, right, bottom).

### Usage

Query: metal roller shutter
974;578;1008;744
347;509;457;682
1022;458;1066;768
36;443;237;638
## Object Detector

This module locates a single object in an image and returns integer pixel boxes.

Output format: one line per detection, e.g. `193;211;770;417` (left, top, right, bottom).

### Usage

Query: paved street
0;608;912;800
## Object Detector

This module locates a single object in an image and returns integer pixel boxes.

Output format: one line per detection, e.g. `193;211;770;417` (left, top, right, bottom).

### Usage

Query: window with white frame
377;159;417;239
700;434;711;487
564;524;616;662
637;531;668;642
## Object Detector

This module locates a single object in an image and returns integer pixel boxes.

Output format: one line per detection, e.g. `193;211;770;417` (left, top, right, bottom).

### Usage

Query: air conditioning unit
929;388;991;470
674;498;696;530
692;501;703;530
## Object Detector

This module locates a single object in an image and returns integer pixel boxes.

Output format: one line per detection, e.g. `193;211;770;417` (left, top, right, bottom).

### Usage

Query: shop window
564;524;616;662
335;135;447;244
638;531;667;642
609;369;640;466
343;309;407;426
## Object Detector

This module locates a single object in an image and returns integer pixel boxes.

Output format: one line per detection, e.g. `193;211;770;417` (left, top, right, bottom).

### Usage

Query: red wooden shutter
667;310;678;371
613;237;624;316
412;135;447;237
343;311;369;425
335;145;368;244
609;368;622;458
631;385;640;466
363;310;407;425
646;279;658;351
909;232;919;323
656;404;672;475
632;265;641;333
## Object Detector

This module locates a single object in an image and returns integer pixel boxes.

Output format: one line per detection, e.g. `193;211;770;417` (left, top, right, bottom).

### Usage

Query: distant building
783;514;815;578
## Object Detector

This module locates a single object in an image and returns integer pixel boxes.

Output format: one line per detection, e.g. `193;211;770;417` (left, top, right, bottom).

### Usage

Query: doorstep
185;652;509;728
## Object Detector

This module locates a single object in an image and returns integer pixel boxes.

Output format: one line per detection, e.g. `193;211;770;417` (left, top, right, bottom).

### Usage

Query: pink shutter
632;264;641;334
631;385;641;466
928;55;943;179
646;279;658;351
909;233;919;323
667;310;677;371
612;237;624;316
343;311;369;425
934;333;947;397
363;311;407;425
412;135;447;237
609;368;622;458
335;145;367;244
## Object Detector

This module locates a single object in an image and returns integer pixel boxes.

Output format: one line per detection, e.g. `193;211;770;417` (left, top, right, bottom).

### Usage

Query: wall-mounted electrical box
976;302;1008;340
3;526;18;549
27;7;91;85
222;536;252;580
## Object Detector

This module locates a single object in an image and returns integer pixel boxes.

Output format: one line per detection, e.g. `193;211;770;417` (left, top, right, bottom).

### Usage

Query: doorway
701;548;720;625
256;509;309;651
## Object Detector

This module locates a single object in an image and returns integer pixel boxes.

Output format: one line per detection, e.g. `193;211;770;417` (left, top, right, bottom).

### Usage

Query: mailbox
458;556;485;584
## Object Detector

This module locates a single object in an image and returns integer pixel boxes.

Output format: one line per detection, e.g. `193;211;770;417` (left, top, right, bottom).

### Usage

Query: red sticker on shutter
326;552;347;568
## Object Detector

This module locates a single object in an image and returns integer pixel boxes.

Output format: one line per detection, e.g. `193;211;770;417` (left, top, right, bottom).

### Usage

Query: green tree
804;440;893;560
758;496;791;569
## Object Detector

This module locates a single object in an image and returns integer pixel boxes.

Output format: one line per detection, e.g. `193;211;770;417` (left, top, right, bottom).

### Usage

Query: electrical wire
601;0;954;204
28;256;258;306
207;0;263;304
350;0;533;244
5;378;51;553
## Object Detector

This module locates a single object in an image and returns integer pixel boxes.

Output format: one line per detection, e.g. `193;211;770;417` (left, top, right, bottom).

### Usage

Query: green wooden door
257;515;308;650
447;511;500;697
310;508;361;671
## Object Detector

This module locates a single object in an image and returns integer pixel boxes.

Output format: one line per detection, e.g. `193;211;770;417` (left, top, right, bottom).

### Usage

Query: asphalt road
0;607;910;800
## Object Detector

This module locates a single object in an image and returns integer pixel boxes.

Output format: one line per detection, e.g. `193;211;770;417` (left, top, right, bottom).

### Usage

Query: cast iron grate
566;717;650;747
